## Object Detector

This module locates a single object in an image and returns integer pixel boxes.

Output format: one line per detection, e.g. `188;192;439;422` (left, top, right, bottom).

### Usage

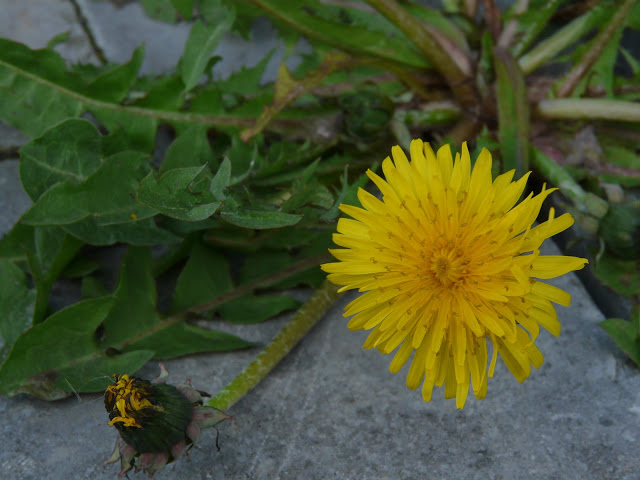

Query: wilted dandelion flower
104;365;229;476
322;140;588;408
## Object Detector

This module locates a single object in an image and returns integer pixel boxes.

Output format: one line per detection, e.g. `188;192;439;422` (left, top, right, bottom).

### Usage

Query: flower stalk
536;99;640;123
207;281;341;411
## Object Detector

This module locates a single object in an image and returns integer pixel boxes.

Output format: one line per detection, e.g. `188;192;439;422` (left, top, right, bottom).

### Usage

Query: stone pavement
1;2;640;479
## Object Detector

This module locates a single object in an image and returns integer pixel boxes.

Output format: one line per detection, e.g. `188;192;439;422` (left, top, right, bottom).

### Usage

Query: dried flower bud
104;365;229;477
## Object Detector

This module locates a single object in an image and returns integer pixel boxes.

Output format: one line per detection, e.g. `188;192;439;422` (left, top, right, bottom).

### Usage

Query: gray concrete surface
1;2;640;479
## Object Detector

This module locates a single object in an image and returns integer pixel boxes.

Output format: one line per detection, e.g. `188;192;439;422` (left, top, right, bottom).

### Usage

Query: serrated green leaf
172;240;233;313
218;294;300;324
160;217;220;236
19;119;102;202
96;108;157;152
216;51;274;95
28;227;83;324
0;296;155;399
81;276;110;299
248;0;429;70
629;1;640;31
97;245;248;362
600;317;640;366
226;136;260;183
84;46;145;102
321;165;370;221
138;164;221;221
0;224;82;324
102;247;159;349
221;210;303;229
281;183;333;212
63;217;180;246
22;151;156;226
133;75;185;110
0;260;35;359
180;11;236;91
0;38;253;150
141;0;178;22
0;222;33;263
46;31;71;49
210;157;231;200
171;0;194;19
61;256;100;278
594;252;640;297
124;322;251;359
161;125;214;173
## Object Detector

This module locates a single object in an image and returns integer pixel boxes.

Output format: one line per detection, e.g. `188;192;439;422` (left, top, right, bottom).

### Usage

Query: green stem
557;0;635;98
365;0;476;107
189;252;333;315
207;280;341;411
518;5;610;74
536;98;640;123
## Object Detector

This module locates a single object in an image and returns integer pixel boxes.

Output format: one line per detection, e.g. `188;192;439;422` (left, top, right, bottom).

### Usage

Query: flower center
105;374;160;428
429;250;463;288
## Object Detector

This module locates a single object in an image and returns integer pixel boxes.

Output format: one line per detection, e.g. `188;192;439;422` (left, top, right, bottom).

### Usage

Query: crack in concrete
68;0;108;65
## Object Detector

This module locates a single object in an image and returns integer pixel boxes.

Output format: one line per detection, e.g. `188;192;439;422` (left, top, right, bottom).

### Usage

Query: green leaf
321;166;370;221
215;51;274;95
494;47;530;176
99;246;249;361
0;260;35;358
180;11;236;92
220;210;303;229
19;119;102;202
219;294;300;324
171;240;233;313
225;136;260;183
81;276;111;299
248;0;429;70
0;224;82;324
62;217;181;246
133;75;185;111
84;46;145;102
171;0;194;19
61;256;100;278
140;0;178;22
210;157;231;200
281;183;333;212
160;125;214;172
22;151;156;226
0;38;253;151
137;164;222;221
0;223;32;263
600;317;640;366
594;252;640;297
124;322;251;359
28;227;83;324
0;296;155;399
102;247;159;349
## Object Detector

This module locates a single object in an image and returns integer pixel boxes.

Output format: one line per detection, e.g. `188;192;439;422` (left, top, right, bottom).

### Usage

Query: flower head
322;140;587;408
104;365;229;476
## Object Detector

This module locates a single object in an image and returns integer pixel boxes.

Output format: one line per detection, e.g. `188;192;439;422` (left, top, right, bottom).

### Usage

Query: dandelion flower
322;140;588;408
104;365;230;476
